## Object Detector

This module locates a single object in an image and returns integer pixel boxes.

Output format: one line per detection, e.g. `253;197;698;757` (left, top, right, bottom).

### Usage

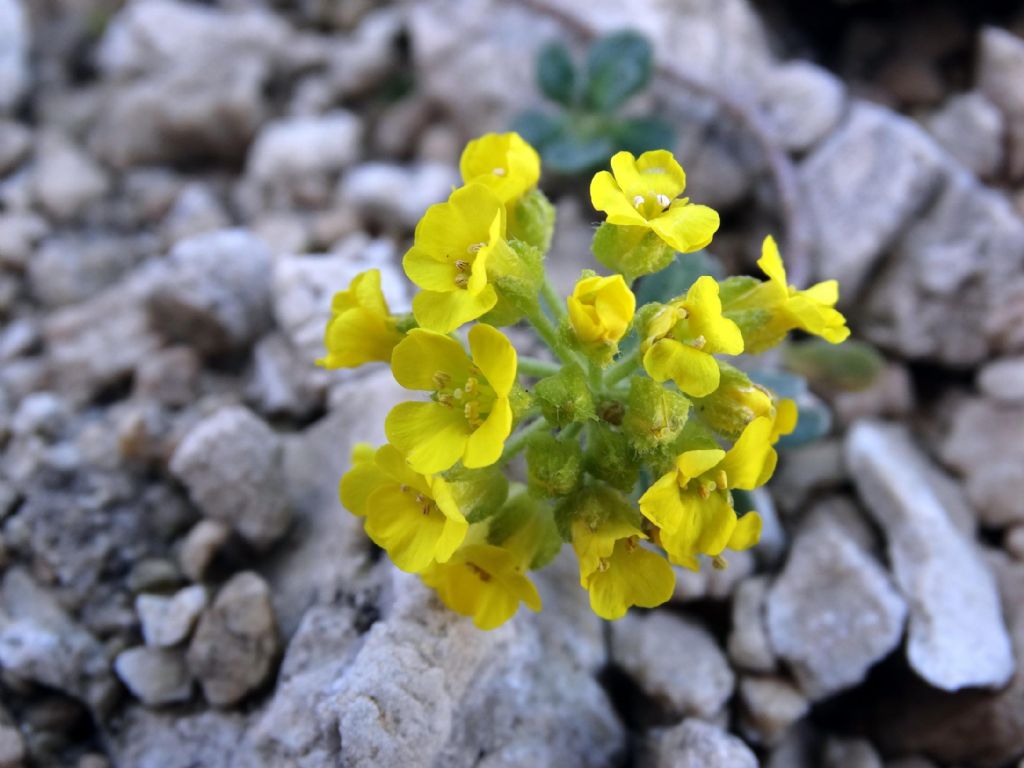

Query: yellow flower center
399;484;442;518
431;367;496;429
453;243;486;290
466;561;493;582
492;167;506;177
631;192;673;220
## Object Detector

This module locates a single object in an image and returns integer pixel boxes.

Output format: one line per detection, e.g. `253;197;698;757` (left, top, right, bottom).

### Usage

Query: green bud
394;313;418;334
508;382;534;425
488;491;562;570
534;362;595;428
508;189;556;254
592;222;675;283
553;481;640;542
693;362;773;438
622;376;690;455
648;414;720;476
488;239;545;319
526;432;583;497
444;465;510;523
585;425;640;493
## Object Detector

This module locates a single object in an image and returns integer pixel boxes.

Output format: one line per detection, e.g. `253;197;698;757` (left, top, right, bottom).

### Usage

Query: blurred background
2;0;1024;766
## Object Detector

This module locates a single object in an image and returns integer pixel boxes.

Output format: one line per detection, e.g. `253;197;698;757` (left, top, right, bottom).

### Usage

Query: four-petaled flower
403;184;515;333
567;273;636;346
460;132;541;204
318;269;403;369
421;541;542;630
591;150;720;253
386;324;516;474
641;275;744;397
638;416;774;569
340;443;467;573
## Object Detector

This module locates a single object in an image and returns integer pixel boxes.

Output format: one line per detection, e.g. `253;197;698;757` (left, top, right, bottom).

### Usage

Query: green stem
604;346;641;388
518;356;560;378
559;421;584;441
540;277;566;321
523;303;576;366
500;418;549;464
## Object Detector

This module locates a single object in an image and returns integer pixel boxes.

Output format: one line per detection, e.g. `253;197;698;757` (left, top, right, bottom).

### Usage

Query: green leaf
537;42;576;106
511;110;566;149
614;116;675;155
542;132;617;175
634;251;725;305
782;339;885;392
583;30;653;112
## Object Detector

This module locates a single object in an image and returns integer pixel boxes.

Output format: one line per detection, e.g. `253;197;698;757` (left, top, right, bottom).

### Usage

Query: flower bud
591;222;676;283
534;363;595;428
526;433;583;497
567;273;636;346
693;363;773;438
508;188;556;253
585;425;640;493
622;376;690;454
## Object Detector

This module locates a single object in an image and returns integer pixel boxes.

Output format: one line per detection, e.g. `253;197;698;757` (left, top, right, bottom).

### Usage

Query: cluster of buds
322;133;849;629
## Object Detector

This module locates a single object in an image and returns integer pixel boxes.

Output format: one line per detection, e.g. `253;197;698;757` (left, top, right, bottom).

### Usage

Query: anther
633;194;645;209
597;558;610;572
690;335;706;350
464;377;477;394
454;273;469;288
712;555;729;570
656;193;671;208
492;167;506;176
467;242;486;253
454;259;469;271
432;371;451;388
717;470;728;490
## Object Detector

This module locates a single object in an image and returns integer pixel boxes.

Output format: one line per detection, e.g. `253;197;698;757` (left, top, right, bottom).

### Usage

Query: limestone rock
925;92;1004;178
978;356;1024;403
339;162;460;229
978;27;1024;181
847;422;1015;691
757;61;847;152
31;132;110;220
114;647;193;707
247;112;362;185
0;0;28;113
105;708;255;768
136;586;207;648
738;675;809;746
641;719;758;768
728;576;776;673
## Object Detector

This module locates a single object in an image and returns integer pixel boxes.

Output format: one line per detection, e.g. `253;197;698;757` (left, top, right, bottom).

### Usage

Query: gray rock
847;422;1015;691
0;721;24;768
43;268;162;402
0;211;47;269
10;392;68;439
884;759;939;768
136;586;208;648
673;548;756;603
161;183;231;247
770;438;847;516
147;229;273;356
941;397;1024;527
332;571;509;767
247;112;362;185
831;363;915;426
176;520;230;582
801;103;945;301
611;612;734;720
105;707;255;768
247;332;325;419
187;572;280;707
766;519;906;700
30;234;151;309
0;568;116;715
170;405;291;549
339;162;460;229
641;719;758;768
978;27;1024;181
31;132;110;220
861;168;1024;366
114;647;193;707
132;346;201;408
0;0;28;113
979;356;1024;404
801;496;879;553
757;61;847;152
925;92;1004;179
728;576;776;673
324;8;402;98
0;119;30;175
738;675;809;746
823;737;883;768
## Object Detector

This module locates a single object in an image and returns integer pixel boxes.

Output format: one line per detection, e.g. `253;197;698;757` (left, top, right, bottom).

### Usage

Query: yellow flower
339;443;467;573
590;150;720;253
641;276;744;397
421;542;541;630
403;183;515;333
638;416;775;569
386;324;516;474
770;398;798;444
318;269;403;368
460;132;541;204
571;514;675;621
567;274;636;346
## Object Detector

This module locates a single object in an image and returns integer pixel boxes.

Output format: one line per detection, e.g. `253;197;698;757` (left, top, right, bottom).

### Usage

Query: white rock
0;119;30;175
339;162;459;229
114;647;193;707
978;27;1024;181
161;182;231;247
170;405;291;549
611;612;734;720
136;585;208;648
247;111;362;184
642;719;758;768
0;211;48;269
32;132;110;220
847;422;1015;691
766;518;906;700
925;92;1004;179
728;576;776;673
0;0;28;113
105;707;254;768
177;519;231;582
978;357;1024;403
738;675;809;746
823;737;883;768
758;61;847;152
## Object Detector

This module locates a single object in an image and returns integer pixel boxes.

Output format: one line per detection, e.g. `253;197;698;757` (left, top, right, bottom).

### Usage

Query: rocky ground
2;0;1024;766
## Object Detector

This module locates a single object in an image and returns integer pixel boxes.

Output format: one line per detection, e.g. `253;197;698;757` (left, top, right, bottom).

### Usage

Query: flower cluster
323;133;849;629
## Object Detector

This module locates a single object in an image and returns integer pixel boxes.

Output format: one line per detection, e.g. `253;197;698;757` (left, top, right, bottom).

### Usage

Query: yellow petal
414;183;504;257
403;246;457;292
771;399;798;443
650;202;720;253
375;443;430;497
459;132;540;203
685;276;744;355
339;446;390;517
757;235;788;287
468;324;517;397
590;169;646;226
586;541;675;620
728;512;762;551
643;339;722;398
462;397;512;469
660;491;737;563
785;294;850;344
634;149;687;199
675;448;727;482
719;416;777;490
390;329;471;391
364;485;449;573
412;285;498;334
320;307;403;368
385;401;468;475
638;470;689;533
571;516;641;584
804;279;839;306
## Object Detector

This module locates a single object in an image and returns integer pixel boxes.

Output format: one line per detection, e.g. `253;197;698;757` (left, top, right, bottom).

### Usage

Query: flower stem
604;346;641;388
500;418;549;464
523;303;577;366
518;356;561;378
541;277;566;321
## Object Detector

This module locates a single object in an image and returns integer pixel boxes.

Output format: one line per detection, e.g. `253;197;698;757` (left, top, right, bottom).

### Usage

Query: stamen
698;483;711;500
492;167;506;176
717;470;728;490
452;388;463;400
464;377;477;394
624;536;639;552
437;393;455;407
432;371;451;388
656;193;671;209
690;335;706;350
454;273;469;288
633;194;645;209
467;242;486;253
712;555;729;570
454;259;470;272
467;562;492;581
597;558;610;572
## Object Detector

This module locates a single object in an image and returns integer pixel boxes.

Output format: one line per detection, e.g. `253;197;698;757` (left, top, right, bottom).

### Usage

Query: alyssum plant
321;132;849;629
